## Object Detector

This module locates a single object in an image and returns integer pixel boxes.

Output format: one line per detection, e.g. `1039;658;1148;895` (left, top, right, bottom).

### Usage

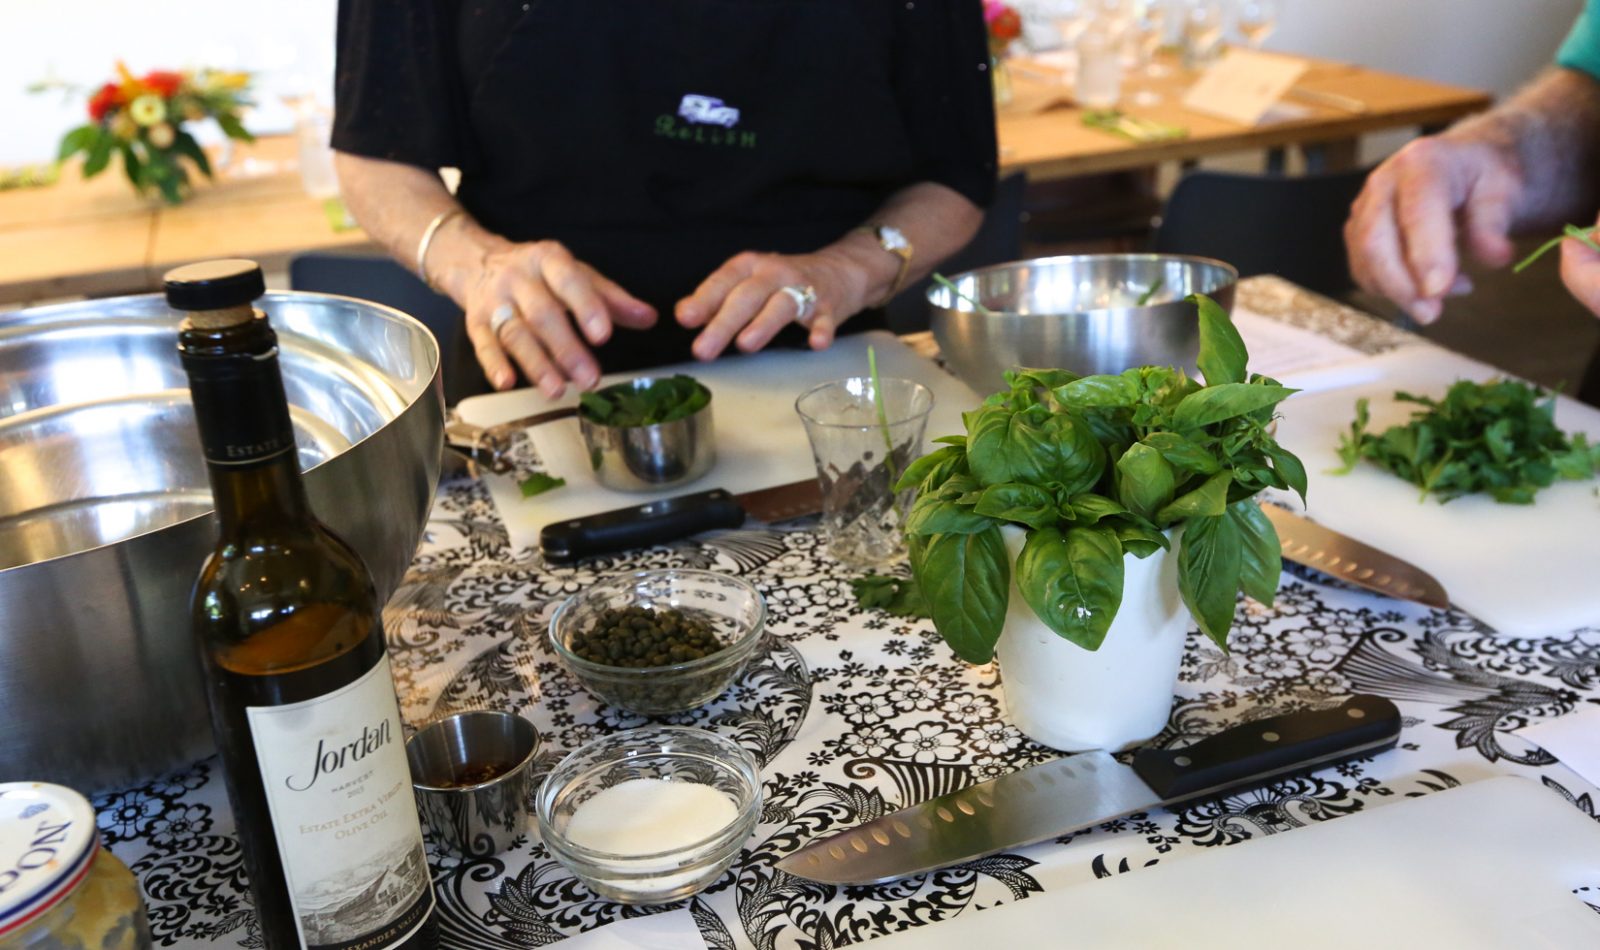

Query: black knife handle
539;488;746;564
1131;694;1400;804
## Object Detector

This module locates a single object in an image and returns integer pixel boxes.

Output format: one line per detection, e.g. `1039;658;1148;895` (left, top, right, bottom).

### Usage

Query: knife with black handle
776;694;1402;885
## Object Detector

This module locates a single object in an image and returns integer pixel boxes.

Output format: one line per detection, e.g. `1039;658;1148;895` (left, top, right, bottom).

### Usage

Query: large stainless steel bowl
0;292;443;791
928;254;1238;394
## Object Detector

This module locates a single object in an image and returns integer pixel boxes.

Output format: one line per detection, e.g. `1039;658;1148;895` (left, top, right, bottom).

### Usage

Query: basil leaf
909;529;1010;664
904;497;995;536
1155;470;1232;523
1192;292;1248;386
1141;432;1223;474
1007;367;1082;392
1266;443;1308;503
1016;525;1124;651
1115;520;1170;558
1115;442;1177;520
579;391;614;422
518;472;566;497
895;445;965;492
1171;383;1297;430
1042;412;1108;496
1228;500;1281;607
972;482;1060;529
1178;514;1243;650
965;405;1053;486
1053;374;1139;409
850;574;929;619
1069;493;1127;523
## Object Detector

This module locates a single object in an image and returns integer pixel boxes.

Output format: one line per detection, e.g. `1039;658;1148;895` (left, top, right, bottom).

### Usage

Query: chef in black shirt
332;0;998;399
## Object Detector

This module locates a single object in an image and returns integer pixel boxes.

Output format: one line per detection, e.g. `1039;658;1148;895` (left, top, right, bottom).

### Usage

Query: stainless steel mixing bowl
0;291;443;791
928;254;1238;394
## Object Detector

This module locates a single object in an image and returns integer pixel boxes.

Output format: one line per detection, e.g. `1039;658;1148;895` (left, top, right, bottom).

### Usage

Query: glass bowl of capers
548;570;766;715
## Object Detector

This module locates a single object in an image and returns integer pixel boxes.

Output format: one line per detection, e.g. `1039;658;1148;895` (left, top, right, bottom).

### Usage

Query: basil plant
899;294;1306;664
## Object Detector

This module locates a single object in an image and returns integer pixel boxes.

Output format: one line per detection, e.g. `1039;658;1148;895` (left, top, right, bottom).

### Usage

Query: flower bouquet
982;1;1023;105
53;63;254;204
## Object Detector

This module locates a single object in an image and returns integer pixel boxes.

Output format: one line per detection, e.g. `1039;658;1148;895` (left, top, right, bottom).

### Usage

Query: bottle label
246;656;433;950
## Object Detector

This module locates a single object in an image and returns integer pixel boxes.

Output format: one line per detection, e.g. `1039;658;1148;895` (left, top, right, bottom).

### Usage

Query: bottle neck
179;309;314;537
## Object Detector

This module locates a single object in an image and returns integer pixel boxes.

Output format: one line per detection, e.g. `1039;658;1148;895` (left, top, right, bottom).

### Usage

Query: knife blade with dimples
775;695;1401;885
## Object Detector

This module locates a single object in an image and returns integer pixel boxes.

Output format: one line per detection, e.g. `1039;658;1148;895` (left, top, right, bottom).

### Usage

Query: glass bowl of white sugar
536;725;761;903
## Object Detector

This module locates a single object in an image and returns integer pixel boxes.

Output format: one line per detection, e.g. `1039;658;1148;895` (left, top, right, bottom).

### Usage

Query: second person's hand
1345;135;1523;323
675;249;871;361
461;240;657;396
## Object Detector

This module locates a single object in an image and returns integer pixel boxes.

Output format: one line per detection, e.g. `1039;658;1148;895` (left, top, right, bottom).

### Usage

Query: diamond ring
779;284;818;324
489;303;517;338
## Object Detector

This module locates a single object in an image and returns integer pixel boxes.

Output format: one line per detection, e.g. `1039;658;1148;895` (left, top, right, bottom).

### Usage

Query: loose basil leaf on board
1192;292;1248;386
1016;525;1125;651
1178;513;1244;649
909;528;1010;664
519;472;567;498
1115;442;1177;521
1171;382;1297;430
1229;499;1282;607
851;574;930;619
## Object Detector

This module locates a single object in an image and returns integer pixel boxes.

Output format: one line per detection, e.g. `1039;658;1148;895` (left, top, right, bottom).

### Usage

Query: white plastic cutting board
871;777;1600;949
1269;345;1600;637
453;332;984;552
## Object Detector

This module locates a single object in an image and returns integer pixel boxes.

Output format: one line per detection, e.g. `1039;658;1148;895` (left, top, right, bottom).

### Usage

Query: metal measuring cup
406;710;540;857
577;377;716;491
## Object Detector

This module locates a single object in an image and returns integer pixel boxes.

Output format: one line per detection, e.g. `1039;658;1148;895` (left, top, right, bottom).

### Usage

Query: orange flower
88;83;122;122
143;70;184;98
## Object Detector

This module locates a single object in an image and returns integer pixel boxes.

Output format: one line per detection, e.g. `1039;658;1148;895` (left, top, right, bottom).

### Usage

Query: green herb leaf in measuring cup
579;375;711;428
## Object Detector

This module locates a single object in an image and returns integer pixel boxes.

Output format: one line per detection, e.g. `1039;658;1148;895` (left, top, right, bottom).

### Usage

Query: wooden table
999;54;1489;180
0;57;1490;306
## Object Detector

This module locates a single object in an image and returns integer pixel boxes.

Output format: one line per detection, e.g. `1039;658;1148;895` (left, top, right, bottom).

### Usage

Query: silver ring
489;303;517;338
779;284;818;324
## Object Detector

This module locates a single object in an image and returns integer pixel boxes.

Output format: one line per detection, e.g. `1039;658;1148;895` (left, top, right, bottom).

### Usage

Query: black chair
288;251;488;405
1152;167;1372;299
886;171;1029;334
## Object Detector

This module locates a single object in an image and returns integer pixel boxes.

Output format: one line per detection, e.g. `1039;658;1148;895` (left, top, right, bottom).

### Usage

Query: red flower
142;70;184;98
989;8;1022;44
88;83;122;122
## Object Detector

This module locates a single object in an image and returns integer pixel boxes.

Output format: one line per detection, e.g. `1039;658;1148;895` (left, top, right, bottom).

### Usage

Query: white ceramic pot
994;525;1191;752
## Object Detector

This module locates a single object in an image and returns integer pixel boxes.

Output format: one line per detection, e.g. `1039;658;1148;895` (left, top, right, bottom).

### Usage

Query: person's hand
675;249;871;361
1560;213;1600;318
1345;135;1524;323
461;240;656;396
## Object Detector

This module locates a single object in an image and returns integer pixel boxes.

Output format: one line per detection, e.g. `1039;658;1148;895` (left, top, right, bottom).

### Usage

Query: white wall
0;0;1586;168
3;0;335;167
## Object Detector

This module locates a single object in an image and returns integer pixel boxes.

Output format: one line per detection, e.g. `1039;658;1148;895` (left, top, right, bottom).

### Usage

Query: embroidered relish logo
657;93;758;149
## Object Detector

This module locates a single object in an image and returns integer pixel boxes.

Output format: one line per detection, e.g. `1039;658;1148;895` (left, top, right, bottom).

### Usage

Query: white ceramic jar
994;525;1191;752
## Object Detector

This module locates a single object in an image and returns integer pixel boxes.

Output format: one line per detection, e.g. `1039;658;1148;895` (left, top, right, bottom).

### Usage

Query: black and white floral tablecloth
96;278;1600;948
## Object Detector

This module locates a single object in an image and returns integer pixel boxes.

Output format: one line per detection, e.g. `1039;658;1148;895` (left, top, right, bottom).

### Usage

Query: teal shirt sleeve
1557;0;1600;80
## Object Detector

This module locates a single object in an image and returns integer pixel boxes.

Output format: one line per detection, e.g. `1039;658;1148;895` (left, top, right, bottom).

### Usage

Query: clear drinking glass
1181;0;1226;70
1127;0;1171;103
1236;0;1282;48
795;377;933;568
1076;20;1124;110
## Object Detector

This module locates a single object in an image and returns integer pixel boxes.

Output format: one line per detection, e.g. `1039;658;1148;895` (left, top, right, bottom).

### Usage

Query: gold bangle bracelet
416;208;464;292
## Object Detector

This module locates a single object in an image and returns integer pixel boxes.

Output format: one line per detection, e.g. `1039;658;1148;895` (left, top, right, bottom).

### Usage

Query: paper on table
1182;49;1309;125
1520;708;1600;790
557;908;706;949
1230;308;1367;384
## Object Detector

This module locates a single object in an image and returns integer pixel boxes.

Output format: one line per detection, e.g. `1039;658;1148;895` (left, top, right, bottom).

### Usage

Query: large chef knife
1261;505;1449;609
543;484;1452;613
540;480;823;564
776;694;1400;885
